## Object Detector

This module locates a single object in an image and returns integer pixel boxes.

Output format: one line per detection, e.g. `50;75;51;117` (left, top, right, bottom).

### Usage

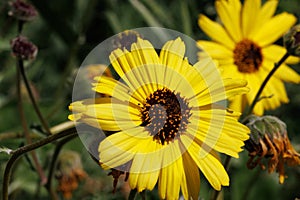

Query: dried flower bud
245;115;300;184
11;36;38;60
8;0;38;21
55;151;87;200
112;30;142;51
284;24;300;57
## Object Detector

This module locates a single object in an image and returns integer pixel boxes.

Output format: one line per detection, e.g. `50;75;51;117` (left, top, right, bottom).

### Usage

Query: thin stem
45;134;78;200
16;60;47;185
245;52;290;116
128;189;138;200
2;128;76;200
18;59;51;135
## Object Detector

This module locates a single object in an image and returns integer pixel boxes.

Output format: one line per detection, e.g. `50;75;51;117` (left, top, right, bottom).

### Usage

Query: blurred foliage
0;0;300;199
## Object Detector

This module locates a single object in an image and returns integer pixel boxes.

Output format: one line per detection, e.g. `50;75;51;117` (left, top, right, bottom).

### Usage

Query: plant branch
245;52;290;116
2;127;77;200
18;59;51;135
16;60;47;185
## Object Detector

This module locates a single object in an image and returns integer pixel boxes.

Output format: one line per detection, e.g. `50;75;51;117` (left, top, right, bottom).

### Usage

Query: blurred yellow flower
69;37;249;199
198;0;300;115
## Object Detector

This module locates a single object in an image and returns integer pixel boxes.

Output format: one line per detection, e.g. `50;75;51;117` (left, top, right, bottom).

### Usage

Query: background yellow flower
198;0;300;115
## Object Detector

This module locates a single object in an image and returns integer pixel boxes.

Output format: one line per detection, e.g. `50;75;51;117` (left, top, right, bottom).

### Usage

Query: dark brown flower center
233;39;263;73
140;88;191;145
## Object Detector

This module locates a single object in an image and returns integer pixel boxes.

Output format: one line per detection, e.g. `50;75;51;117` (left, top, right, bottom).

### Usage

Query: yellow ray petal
191;78;249;106
197;40;233;59
181;135;229;190
253;0;278;33
244;73;264;115
215;0;242;41
251;12;296;47
261;60;300;84
262;44;300;64
159;37;186;87
109;49;147;98
93;76;143;105
198;14;235;50
80;117;138;131
242;0;261;37
99;127;150;169
158;154;183;200
188;109;249;158
181;152;200;200
228;93;247;114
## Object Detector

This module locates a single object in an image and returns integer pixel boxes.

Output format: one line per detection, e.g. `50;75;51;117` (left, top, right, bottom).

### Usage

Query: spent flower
8;0;38;22
245;115;300;184
55;151;87;199
11;36;38;60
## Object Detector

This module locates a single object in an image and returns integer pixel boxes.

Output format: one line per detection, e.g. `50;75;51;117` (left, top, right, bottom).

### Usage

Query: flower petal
197;40;233;59
99;127;150;169
242;0;261;37
181;135;229;191
188;107;249;158
181;152;200;200
93;76;142;105
215;0;242;41
251;12;296;47
158;153;183;200
198;14;235;50
262;44;300;64
261;59;300;84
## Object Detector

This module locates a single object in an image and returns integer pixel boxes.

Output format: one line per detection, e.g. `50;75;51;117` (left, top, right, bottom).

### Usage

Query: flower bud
284;24;300;57
8;0;38;22
11;36;38;60
245;115;300;184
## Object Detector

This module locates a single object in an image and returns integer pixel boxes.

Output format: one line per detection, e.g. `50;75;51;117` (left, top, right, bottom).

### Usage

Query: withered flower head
55;151;87;199
245;115;300;184
112;30;142;51
284;24;300;57
8;0;38;21
11;36;38;60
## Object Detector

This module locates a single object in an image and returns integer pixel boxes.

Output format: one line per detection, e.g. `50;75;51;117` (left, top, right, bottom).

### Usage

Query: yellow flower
69;37;249;199
198;0;300;115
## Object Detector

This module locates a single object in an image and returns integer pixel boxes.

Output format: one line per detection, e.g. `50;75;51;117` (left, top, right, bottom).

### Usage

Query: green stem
2;128;76;200
45;134;78;200
18;59;51;135
128;189;138;200
245;52;290;116
17;60;48;185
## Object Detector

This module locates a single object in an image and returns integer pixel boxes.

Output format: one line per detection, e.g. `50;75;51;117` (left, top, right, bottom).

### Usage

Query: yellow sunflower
198;0;300;115
69;37;249;199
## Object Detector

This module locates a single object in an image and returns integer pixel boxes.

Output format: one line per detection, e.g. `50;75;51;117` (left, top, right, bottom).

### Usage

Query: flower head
8;0;38;22
245;115;300;184
69;37;249;199
198;0;300;115
11;36;38;60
